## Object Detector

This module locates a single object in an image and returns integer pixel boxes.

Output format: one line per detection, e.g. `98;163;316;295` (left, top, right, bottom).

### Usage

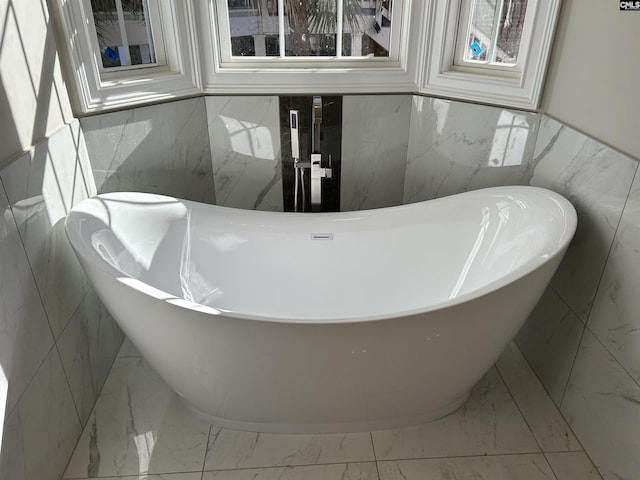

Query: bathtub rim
65;185;577;325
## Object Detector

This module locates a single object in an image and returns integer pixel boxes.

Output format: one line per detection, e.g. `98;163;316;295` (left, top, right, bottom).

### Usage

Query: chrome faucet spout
312;96;322;154
310;96;332;212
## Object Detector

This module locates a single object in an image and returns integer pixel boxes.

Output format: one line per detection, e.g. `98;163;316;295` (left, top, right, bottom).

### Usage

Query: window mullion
278;0;285;57
115;0;133;66
487;0;505;63
141;0;156;63
336;0;343;57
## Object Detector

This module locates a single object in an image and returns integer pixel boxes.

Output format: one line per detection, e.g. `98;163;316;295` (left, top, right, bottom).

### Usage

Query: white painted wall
541;0;640;160
0;0;73;168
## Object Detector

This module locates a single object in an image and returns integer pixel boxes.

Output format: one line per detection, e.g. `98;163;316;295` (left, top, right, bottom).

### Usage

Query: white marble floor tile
496;342;581;452
378;454;555;480
0;347;81;480
118;337;143;357
67;474;202;480
560;329;640;480
545;452;602;480
63;357;210;478
204;429;375;470
57;290;124;425
203;463;379;480
515;287;584;406
371;367;539;460
68;472;202;480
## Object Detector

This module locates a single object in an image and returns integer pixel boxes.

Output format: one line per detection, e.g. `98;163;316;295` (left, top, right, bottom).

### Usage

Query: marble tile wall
515;118;640;480
403;98;640;480
515;116;638;409
81;97;216;204
403;95;540;203
341;95;412;211
206;96;282;211
0;121;123;479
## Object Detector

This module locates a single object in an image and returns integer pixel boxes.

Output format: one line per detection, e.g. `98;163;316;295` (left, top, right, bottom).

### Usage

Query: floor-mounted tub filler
65;186;577;433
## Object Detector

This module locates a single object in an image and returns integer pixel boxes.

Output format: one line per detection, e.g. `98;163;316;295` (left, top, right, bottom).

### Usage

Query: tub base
180;393;470;434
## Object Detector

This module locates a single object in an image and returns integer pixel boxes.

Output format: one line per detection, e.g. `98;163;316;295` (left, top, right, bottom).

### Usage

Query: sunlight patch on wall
488;111;530;167
216;115;276;160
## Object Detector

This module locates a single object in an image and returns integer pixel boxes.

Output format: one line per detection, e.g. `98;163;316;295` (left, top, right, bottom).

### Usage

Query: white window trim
50;0;560;113
90;0;167;72
453;0;536;73
213;0;404;64
49;0;202;114
195;0;424;94
421;0;561;110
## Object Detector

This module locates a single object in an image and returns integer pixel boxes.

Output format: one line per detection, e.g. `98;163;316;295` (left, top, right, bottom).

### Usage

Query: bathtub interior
66;187;575;322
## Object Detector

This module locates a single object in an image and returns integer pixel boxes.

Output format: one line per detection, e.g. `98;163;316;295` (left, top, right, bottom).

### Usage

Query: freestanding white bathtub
65;186;576;433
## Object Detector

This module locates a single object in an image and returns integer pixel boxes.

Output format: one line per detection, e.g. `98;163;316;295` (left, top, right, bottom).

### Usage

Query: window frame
452;0;536;74
50;0;560;114
421;0;561;110
212;0;404;65
88;0;167;73
195;0;423;95
50;0;201;114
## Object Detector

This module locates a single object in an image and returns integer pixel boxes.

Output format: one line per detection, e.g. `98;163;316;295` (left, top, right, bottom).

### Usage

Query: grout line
53;342;83;426
62;469;205;479
2;343;57;422
201;425;213;480
548;285;585;327
542;454;561;480
59;341;128;479
0;172;58;342
201;461;379;474
559;160;640;408
364;452;553;465
557;321;586;412
370;432;382;480
584;323;640;392
0;175;85;425
204;453;551;473
542;113;640;164
494;361;545;456
543;452;605;480
509;342;587;455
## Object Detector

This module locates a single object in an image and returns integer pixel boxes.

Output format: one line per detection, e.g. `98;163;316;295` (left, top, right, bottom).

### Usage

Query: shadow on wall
0;120;100;479
0;77;23;166
0;0;71;168
209;110;282;211
0;1;113;477
79;98;217;205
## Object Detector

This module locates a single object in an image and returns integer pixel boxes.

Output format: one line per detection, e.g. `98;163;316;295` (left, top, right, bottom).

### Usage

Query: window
213;0;401;61
50;0;201;113
197;0;420;95
89;0;163;69
422;0;561;109
457;0;530;68
51;0;559;112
